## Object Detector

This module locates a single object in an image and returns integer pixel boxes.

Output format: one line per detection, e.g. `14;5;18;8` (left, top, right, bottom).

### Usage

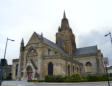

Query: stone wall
12;59;19;80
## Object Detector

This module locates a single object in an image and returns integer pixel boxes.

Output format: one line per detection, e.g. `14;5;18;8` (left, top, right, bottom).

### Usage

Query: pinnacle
63;10;66;19
21;38;24;44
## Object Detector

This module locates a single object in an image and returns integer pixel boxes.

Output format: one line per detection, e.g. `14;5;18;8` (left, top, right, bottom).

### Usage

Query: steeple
63;11;66;19
56;12;76;55
61;11;69;30
20;38;24;51
21;38;24;44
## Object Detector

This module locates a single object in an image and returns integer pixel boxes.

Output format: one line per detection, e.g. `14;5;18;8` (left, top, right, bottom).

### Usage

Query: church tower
56;11;76;55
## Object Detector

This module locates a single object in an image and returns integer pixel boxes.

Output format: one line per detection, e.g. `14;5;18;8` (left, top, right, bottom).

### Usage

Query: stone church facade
12;12;104;80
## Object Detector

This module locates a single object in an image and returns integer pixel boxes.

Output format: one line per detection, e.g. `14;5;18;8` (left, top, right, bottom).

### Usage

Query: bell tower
56;11;76;55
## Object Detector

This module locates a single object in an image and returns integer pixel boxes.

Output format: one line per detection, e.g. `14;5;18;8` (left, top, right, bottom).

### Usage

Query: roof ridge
35;32;65;52
77;45;97;49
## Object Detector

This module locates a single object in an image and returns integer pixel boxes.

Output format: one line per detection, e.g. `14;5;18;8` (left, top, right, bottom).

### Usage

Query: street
1;81;112;86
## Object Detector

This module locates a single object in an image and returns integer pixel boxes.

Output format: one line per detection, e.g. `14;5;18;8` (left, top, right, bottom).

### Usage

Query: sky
0;0;112;65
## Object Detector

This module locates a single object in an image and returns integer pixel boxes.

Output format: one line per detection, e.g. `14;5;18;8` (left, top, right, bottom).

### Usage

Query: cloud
0;0;112;66
76;30;112;65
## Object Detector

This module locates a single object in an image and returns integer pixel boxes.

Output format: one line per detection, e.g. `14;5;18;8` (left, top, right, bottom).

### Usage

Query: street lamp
105;32;112;45
0;37;14;86
4;38;15;60
104;32;112;86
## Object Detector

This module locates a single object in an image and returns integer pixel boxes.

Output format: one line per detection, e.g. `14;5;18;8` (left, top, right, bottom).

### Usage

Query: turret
18;38;24;80
20;38;24;52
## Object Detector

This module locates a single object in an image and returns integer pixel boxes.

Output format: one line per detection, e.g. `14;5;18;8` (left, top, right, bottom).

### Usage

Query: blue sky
0;0;112;65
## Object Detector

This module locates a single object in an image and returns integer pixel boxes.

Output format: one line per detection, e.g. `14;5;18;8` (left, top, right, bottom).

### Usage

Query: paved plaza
1;81;112;86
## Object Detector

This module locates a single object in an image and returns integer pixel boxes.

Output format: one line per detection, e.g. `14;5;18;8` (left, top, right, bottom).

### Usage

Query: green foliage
3;76;12;81
45;75;64;82
109;77;112;80
28;74;111;82
64;73;82;82
86;74;107;82
109;73;112;77
81;75;88;82
3;78;12;81
37;80;45;82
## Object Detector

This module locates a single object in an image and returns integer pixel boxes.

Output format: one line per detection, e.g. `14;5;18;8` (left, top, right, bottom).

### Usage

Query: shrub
45;75;64;82
64;73;82;82
29;74;109;82
100;74;107;81
37;80;45;82
87;75;99;81
81;75;88;82
109;73;112;77
86;74;107;82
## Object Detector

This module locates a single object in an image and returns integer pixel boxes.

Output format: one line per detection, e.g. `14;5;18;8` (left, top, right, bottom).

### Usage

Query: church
12;12;104;80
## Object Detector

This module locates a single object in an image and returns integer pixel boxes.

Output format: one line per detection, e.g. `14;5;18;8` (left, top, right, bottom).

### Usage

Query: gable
26;32;41;46
25;32;67;56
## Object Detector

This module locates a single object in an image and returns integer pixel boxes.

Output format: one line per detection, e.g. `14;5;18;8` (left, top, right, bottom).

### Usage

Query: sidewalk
1;81;111;86
2;81;34;86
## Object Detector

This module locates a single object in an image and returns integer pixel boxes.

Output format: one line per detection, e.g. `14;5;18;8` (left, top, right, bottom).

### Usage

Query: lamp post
0;37;14;86
104;32;112;86
105;32;112;45
103;58;110;86
4;38;15;60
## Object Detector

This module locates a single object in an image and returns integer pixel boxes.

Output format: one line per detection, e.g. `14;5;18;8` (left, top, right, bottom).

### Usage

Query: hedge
28;73;111;82
45;75;64;82
45;73;109;82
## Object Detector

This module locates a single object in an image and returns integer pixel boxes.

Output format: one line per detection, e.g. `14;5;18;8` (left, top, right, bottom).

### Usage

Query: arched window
15;64;18;76
48;62;53;76
85;62;92;73
68;65;70;76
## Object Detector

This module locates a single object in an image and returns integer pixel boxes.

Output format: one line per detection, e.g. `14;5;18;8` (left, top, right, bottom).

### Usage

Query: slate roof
33;32;98;55
73;45;97;56
37;33;64;52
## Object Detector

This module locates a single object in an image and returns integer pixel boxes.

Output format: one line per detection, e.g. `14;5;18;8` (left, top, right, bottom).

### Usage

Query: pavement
1;81;112;86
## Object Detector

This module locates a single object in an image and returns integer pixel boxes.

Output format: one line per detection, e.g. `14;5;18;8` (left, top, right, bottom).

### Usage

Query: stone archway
26;66;33;80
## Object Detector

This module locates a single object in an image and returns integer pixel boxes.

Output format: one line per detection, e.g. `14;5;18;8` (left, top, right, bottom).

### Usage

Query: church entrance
48;62;53;76
26;66;33;80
